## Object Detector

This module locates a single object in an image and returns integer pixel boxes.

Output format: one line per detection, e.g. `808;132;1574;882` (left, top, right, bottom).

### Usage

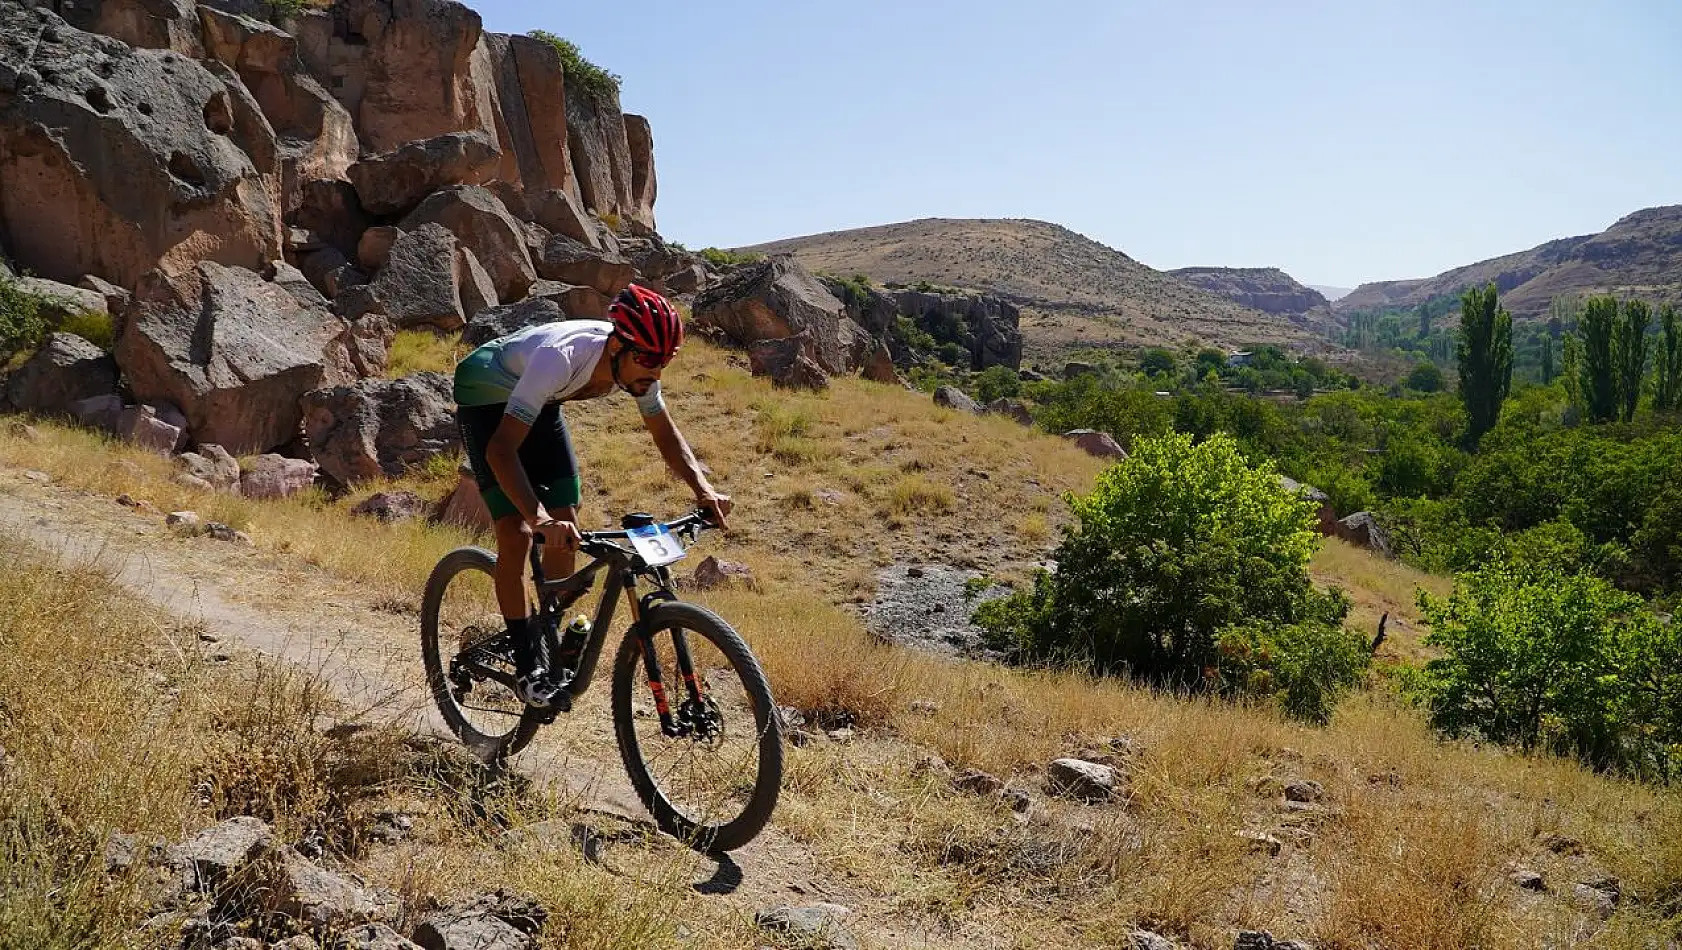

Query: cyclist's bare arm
643;409;730;528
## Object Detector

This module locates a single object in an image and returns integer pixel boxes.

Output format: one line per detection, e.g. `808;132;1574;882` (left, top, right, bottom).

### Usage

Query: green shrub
1405;361;1446;393
0;274;49;363
1218;610;1370;725
529;30;622;103
973;365;1020;404
1413;563;1681;778
697;247;761;270
57;309;115;351
975;432;1354;714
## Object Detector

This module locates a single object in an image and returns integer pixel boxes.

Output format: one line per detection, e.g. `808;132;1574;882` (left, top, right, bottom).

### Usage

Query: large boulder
116;263;358;454
460;296;563;348
348;131;501;216
367;224;479;330
0;5;283;287
1064;429;1127;459
1335;511;1394;558
15;277;108;325
401;186;536;302
933;386;981;414
197;6;358;215
301;373;458;485
536;235;633;296
693;255;854;375
623;114;657;232
523;280;608;319
529;189;599;249
293;178;369;259
241;453;318;499
6;333;118;416
486;33;576;201
749;333;829;391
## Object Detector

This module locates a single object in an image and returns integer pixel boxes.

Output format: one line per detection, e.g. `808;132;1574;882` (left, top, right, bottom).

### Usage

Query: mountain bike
419;509;783;852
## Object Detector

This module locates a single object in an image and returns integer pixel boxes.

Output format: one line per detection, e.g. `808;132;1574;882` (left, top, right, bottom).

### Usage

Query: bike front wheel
420;546;545;762
612;601;783;852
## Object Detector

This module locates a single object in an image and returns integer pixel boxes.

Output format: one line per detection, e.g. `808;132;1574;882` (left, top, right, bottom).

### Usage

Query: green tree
1653;303;1682;413
1414;563;1680;776
1579;296;1620;423
1138;347;1177;378
973;365;1020;404
1615;298;1651;422
1540;334;1555;384
1405;361;1445;393
1562;331;1584;419
1455;283;1513;447
973;432;1357;710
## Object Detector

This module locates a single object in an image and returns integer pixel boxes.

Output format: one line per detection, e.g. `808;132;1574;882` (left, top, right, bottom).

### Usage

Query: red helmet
607;284;683;367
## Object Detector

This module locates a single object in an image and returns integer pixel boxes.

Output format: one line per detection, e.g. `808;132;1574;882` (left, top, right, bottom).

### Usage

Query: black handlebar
533;508;716;552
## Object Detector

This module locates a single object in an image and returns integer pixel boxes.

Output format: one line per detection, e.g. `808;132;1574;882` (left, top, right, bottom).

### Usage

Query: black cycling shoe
515;668;562;709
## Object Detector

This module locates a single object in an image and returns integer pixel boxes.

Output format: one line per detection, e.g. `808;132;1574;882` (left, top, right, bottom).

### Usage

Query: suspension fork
629;572;703;738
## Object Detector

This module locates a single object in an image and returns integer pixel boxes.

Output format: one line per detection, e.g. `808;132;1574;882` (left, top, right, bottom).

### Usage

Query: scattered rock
267;848;393;933
365;810;415;845
933;386;982;414
23;470;51;483
1539;832;1583;856
205;522;252;545
691;556;758;591
300;373;457;485
909;699;939;715
1238;830;1284;856
1001;787;1034;814
754;904;860;950
1573;881;1619;920
436;464;493;533
826;728;855;743
1064;361;1098;379
175;473;215;492
1282;780;1323;803
412;891;544;950
213;938;263;950
985;397;1034;425
5;333;119;417
270;937;321;950
1130;930;1178;950
71;393;126;432
952;770;1005;795
104;831;141;873
352;492;432;524
1334;512;1393;558
168;816;273;897
176;444;242;493
334;923;424;950
167;511;204;535
241;455;318;500
1064;428;1127;459
1047;758;1116;802
117;403;189;454
912;754;949;775
8;421;40;441
1508;867;1546;891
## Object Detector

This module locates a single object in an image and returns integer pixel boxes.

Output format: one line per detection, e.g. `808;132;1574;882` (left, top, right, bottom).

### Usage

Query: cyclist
452;284;731;708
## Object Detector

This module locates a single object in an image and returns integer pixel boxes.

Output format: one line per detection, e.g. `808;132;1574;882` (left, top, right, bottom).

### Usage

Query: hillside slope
739;219;1336;363
1168;266;1335;332
1337;205;1682;318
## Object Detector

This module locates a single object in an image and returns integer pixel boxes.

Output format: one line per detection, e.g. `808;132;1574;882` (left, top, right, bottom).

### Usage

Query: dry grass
3;337;1679;946
387;327;466;378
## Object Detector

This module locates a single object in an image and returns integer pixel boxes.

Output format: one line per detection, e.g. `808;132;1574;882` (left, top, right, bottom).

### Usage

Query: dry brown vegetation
2;336;1679;948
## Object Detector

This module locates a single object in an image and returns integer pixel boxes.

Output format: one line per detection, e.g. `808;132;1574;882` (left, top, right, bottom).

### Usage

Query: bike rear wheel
420;546;544;762
612;601;783;852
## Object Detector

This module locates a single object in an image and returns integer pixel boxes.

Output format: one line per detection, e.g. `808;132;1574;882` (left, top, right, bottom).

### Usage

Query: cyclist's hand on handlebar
530;513;581;549
696;491;732;530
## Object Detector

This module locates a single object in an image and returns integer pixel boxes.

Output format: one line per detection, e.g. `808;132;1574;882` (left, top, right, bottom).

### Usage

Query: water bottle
558;614;591;668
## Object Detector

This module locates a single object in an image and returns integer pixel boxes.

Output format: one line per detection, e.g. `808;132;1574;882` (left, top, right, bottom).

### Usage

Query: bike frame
524;512;711;736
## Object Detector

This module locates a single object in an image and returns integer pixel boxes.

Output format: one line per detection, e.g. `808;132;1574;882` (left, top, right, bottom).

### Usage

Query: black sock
506;616;533;677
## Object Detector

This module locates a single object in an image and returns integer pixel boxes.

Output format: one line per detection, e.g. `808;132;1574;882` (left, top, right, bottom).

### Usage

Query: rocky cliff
1336;205;1682;319
0;0;713;469
1;0;660;289
1168;266;1333;330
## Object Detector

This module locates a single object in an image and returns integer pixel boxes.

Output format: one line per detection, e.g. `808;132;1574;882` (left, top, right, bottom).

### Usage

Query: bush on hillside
973;365;1020;404
528;31;621;102
1412;563;1682;779
974;432;1366;723
696;247;761;270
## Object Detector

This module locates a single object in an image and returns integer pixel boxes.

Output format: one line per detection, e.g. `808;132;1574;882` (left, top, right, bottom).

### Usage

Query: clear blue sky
472;0;1682;288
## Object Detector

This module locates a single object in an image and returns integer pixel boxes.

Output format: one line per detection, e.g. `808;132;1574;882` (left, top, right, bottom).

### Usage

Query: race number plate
627;524;687;566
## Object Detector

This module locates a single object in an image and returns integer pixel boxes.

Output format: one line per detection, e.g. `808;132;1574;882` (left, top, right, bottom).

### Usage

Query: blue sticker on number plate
627;524;686;566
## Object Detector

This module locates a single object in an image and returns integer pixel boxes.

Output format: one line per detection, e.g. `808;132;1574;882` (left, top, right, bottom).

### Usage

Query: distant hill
1336;205;1682;319
1310;284;1354;302
1168;266;1334;331
737;218;1335;365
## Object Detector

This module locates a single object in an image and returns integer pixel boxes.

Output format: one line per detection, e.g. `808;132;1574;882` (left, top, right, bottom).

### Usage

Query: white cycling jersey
453;320;665;424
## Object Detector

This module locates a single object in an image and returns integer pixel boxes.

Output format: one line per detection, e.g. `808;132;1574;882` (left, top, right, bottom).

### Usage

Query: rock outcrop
693;254;861;377
1169;267;1333;329
399;186;535;302
116;262;360;453
5;332;119;416
348;131;500;216
0;4;283;287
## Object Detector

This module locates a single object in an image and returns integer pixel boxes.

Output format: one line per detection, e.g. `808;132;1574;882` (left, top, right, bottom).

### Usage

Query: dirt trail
0;468;915;946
